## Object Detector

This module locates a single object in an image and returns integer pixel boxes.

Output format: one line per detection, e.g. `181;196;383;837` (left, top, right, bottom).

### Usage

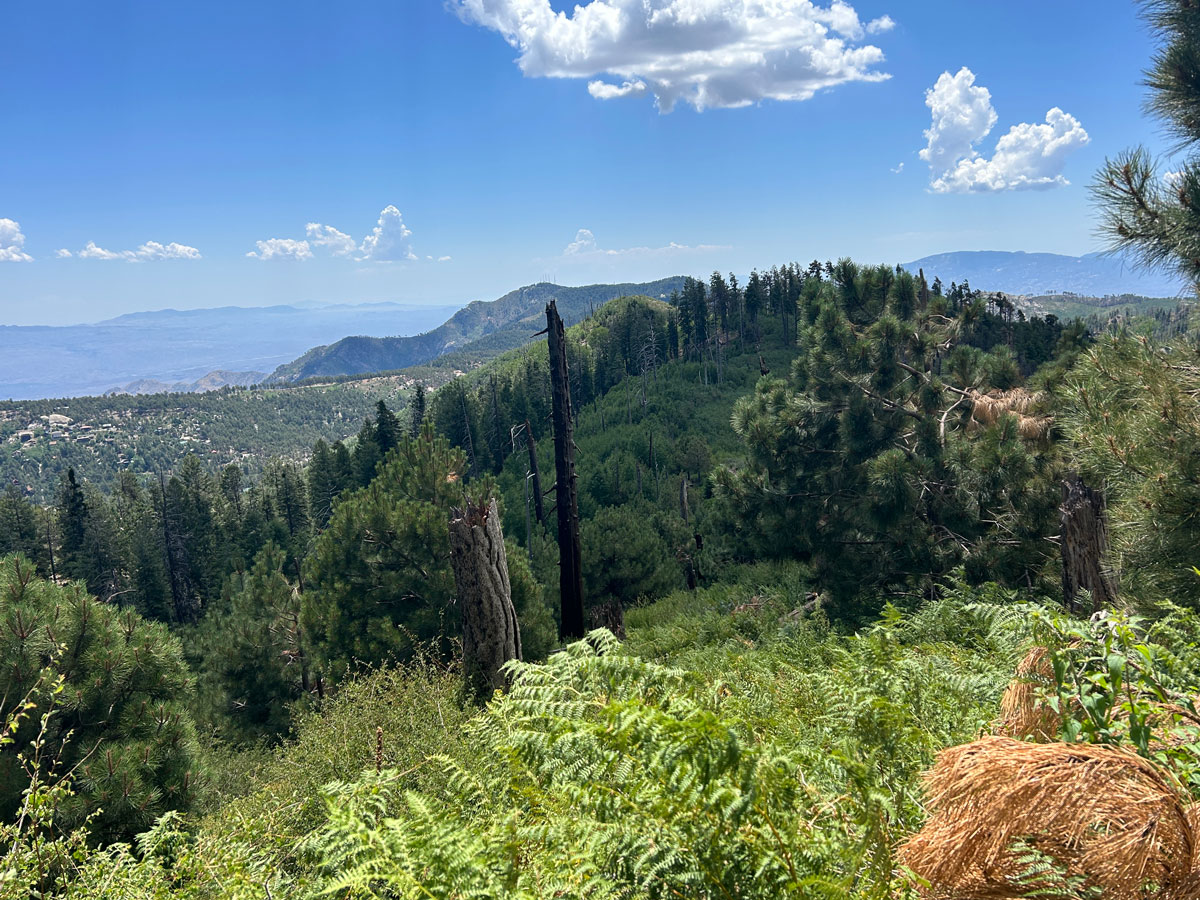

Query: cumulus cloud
250;206;425;262
0;219;33;262
588;79;647;100
357;205;416;262
452;0;895;113
564;229;599;255
246;238;313;261
75;239;201;261
305;223;356;256
920;67;1089;193
561;228;727;259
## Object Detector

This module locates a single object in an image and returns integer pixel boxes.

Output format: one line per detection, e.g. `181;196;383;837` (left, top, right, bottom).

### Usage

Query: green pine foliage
0;554;202;844
713;261;1061;612
188;542;309;743
1058;332;1200;606
302;426;554;682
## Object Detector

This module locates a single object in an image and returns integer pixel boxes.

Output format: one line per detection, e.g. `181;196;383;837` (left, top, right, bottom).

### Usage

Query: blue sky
0;1;1170;325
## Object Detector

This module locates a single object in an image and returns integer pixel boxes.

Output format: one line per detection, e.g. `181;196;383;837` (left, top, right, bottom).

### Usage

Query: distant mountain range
104;370;269;396
266;278;688;383
901;251;1190;298
0;302;458;400
3;255;1188;400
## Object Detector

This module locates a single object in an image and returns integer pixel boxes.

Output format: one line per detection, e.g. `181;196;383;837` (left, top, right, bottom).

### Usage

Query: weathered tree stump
545;300;586;640
449;497;522;699
1060;475;1118;614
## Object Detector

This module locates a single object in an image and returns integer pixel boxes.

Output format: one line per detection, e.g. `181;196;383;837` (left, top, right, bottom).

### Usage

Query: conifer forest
7;2;1200;898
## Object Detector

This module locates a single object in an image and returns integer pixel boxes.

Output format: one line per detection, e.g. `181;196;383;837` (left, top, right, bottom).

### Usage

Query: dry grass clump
901;736;1199;900
997;645;1200;745
997;646;1060;741
970;388;1042;423
968;389;1052;441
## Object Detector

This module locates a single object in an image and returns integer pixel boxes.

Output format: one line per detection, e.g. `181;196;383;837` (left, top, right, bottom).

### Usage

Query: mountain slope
105;370;268;396
901;250;1189;297
267;278;687;382
0;302;458;400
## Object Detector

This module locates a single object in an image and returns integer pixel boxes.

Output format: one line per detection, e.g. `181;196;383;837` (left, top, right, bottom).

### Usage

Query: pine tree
0;555;202;843
0;483;42;571
193;542;308;742
1094;0;1200;291
375;399;401;457
302;428;547;680
714;261;1059;609
409;382;427;437
56;468;89;583
353;416;383;487
308;438;338;529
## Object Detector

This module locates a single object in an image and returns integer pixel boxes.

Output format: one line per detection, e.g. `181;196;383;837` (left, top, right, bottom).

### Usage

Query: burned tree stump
546;300;586;640
1061;475;1118;614
449;497;522;699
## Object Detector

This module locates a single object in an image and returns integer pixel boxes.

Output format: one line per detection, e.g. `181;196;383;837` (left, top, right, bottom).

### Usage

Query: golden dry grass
901;736;1199;900
967;389;1052;442
997;646;1060;741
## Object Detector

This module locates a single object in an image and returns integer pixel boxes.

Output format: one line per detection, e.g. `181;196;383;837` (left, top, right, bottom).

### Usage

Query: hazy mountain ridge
104;370;268;396
0;302;459;400
267;277;689;383
901;250;1190;298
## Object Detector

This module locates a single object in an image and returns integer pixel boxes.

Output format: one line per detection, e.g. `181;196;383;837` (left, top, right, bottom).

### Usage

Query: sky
0;0;1174;325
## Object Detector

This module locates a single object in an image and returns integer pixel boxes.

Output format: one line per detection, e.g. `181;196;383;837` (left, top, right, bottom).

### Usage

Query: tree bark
587;598;626;640
449;497;522;698
1060;475;1118;614
546;300;586;640
525;420;544;526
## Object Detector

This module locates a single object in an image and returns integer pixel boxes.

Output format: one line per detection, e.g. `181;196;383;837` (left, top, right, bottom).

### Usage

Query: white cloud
453;0;895;113
866;14;894;34
0;219;33;262
588;79;647;100
564;228;599;254
920;68;996;178
75;239;201;261
357;205;416;262
920;67;1089;193
890;162;904;174
249;207;431;262
438;255;453;262
55;248;72;259
561;228;727;259
246;238;313;261
305;223;356;256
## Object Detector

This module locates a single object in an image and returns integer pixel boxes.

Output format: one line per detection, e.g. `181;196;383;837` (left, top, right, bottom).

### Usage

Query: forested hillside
4;243;1200;898
8;3;1200;894
0;375;414;498
268;277;687;382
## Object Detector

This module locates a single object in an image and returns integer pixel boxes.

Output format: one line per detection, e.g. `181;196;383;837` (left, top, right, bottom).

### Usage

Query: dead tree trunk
1060;475;1118;614
588;598;626;640
525;419;544;525
449;497;522;699
545;300;586;640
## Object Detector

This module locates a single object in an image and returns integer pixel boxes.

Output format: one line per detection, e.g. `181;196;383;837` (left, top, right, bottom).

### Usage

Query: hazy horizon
1;2;1171;326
